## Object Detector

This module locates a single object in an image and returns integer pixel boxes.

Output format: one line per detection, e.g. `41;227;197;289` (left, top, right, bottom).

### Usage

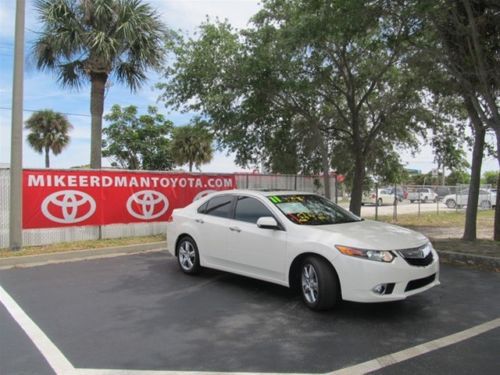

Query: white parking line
0;285;75;374
330;317;500;375
1;281;499;375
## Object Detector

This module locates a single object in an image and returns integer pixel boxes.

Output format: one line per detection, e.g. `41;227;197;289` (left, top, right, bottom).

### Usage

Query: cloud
150;0;261;32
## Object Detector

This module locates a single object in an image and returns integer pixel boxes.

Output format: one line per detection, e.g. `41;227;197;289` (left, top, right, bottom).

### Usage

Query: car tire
410;200;414;203
480;200;492;209
446;199;456;209
423;196;428;203
377;198;383;206
176;236;202;275
300;256;340;311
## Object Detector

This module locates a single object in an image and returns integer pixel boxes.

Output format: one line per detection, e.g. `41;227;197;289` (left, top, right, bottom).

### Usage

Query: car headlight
335;245;395;263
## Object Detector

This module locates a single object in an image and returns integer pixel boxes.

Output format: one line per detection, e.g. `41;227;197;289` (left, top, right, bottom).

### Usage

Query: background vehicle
407;188;438;203
167;190;439;311
443;188;494;209
385;186;407;201
362;189;395;206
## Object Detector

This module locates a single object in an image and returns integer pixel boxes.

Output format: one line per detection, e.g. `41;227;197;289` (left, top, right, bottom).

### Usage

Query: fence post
418;187;421;217
436;191;439;215
393;183;398;221
375;183;379;221
334;177;338;204
246;174;249;189
294;175;297;191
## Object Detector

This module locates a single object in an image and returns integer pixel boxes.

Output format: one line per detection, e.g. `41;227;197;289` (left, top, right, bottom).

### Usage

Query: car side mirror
256;216;280;230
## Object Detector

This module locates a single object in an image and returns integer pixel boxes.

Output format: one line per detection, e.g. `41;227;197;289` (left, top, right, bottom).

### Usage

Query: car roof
210;189;317;197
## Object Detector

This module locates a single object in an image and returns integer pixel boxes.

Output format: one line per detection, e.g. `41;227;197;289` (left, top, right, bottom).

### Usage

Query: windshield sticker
276;202;311;214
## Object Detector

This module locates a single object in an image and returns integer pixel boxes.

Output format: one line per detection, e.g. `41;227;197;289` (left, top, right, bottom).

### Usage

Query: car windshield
268;194;361;225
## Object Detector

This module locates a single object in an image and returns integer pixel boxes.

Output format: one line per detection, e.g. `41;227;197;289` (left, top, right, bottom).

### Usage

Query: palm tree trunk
90;73;108;169
45;146;50;168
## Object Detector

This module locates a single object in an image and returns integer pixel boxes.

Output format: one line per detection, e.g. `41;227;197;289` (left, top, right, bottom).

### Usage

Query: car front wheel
300;256;339;311
176;236;201;275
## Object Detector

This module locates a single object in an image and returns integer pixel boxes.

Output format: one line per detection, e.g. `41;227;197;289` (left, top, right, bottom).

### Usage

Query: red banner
23;169;235;229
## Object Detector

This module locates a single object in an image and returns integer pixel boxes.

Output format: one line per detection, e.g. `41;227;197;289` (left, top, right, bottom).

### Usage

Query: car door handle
195;218;204;224
229;226;241;233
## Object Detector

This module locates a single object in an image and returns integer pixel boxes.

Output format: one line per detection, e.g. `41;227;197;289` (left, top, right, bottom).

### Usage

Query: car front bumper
332;249;440;303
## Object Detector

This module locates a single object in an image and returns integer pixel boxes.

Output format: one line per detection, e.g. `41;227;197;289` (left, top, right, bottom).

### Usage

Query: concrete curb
0;241;166;269
437;250;500;272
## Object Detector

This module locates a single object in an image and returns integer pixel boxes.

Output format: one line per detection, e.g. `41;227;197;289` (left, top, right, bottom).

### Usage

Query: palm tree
25;110;73;168
33;0;166;169
171;121;214;172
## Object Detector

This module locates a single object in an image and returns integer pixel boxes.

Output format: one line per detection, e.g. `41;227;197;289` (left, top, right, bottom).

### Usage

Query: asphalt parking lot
1;251;499;375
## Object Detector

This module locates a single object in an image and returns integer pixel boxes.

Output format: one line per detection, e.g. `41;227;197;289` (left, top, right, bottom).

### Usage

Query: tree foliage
171;119;214;172
25;109;73;168
158;0;435;213
102;105;173;170
33;0;168;168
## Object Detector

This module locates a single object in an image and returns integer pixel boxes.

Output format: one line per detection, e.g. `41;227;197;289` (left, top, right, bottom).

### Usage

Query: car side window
205;195;233;218
234;196;274;224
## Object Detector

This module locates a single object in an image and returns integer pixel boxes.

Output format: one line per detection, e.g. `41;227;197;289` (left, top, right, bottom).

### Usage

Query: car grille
396;244;434;267
405;274;436;292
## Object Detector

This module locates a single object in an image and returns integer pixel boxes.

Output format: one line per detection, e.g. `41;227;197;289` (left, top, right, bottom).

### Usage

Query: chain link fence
353;183;495;220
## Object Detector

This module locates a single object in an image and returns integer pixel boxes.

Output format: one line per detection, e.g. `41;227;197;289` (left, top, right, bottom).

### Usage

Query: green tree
482;171;499;186
431;124;470;185
171;120;214;172
158;1;433;212
102;105;173;170
25;109;73;168
425;0;500;240
33;0;167;169
446;170;471;186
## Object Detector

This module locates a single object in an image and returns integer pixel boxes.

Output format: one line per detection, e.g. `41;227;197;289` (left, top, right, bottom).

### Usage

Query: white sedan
167;190;440;311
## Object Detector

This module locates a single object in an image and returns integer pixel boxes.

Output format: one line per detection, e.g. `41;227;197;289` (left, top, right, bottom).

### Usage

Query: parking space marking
2;278;499;375
0;285;75;374
77;317;500;375
330;317;500;375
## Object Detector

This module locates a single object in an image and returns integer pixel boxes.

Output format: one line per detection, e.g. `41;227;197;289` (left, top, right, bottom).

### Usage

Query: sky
0;0;497;174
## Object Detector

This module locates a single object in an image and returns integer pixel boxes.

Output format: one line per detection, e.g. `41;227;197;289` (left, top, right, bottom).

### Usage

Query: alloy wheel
301;264;319;304
179;240;196;271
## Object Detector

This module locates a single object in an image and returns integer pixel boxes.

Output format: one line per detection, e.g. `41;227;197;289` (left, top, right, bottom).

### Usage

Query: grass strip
0;235;165;258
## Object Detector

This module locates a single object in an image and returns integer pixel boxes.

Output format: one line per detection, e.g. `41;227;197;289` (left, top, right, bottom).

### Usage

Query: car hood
308;219;428;250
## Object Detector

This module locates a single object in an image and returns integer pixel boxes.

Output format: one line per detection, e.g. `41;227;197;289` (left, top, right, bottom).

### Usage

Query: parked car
407;188;438;203
435;186;452;201
362;189;396;206
443;188;494;209
384;186;407;201
167;190;440;311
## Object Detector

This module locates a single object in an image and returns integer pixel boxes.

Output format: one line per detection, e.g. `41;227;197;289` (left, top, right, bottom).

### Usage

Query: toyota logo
126;190;169;220
41;190;96;224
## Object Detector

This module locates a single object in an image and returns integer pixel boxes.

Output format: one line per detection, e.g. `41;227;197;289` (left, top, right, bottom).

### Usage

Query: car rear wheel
300;256;339;311
176;237;201;275
446;199;456;209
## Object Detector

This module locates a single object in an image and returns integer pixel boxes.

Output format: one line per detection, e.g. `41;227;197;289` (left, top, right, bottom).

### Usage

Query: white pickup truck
407;188;438;203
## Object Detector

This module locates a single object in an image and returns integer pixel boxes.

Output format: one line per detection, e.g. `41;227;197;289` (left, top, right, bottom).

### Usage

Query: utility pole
9;0;26;250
